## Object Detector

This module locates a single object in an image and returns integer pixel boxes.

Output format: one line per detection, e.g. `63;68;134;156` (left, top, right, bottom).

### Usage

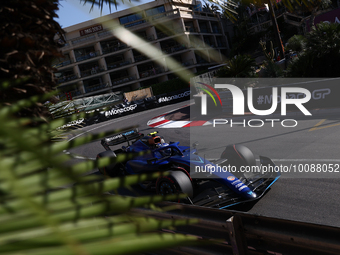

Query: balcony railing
107;59;131;70
123;9;180;28
185;26;199;33
85;83;110;93
124;19;146;28
197;58;209;64
56;73;79;84
80;67;105;78
156;32;168;39
156;29;184;39
192;10;217;19
71;34;96;45
200;28;210;33
189;41;205;48
212;28;221;34
204;42;217;48
111;75;136;86
217;40;226;47
102;43;128;55
150;9;180;20
181;59;194;67
139;67;164;78
139;34;155;41
98;30;112;38
75;50;101;62
53;59;72;68
162;44;187;54
134;55;148;62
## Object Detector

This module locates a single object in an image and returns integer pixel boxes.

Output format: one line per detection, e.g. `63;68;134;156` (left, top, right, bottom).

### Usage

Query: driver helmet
148;136;162;146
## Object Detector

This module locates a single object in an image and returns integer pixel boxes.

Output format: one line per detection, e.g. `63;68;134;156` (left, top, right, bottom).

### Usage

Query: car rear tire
96;150;124;177
220;144;256;179
220;144;256;166
156;170;193;198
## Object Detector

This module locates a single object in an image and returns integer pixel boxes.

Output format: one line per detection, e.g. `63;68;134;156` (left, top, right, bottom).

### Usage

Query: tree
216;55;257;78
0;97;200;254
0;1;201;254
286;23;340;77
0;0;64;123
218;0;330;59
285;35;307;53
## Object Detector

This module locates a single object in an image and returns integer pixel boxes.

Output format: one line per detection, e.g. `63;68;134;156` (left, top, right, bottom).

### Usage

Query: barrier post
226;215;248;255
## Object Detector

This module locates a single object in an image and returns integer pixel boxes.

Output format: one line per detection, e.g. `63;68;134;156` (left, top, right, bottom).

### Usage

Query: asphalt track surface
67;100;340;228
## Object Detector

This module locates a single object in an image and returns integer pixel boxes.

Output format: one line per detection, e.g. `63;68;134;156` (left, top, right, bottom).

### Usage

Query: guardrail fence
136;202;340;255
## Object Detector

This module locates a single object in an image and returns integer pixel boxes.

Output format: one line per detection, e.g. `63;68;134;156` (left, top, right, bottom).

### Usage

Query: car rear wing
101;128;141;150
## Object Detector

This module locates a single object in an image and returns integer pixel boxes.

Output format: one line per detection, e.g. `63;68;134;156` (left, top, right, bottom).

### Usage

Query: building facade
54;0;230;100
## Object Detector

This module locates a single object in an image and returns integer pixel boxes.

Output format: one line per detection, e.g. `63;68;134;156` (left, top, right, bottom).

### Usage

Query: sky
56;0;152;28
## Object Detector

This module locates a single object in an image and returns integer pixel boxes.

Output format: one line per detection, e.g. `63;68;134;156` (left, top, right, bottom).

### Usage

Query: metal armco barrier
135;202;340;255
56;88;191;129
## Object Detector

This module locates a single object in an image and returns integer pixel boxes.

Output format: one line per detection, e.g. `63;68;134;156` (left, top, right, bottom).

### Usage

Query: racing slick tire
220;144;256;167
96;150;124;177
220;144;256;179
156;170;193;198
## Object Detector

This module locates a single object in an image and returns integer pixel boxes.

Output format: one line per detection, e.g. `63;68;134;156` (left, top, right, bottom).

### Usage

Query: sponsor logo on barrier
158;91;190;103
104;104;137;117
57;118;85;129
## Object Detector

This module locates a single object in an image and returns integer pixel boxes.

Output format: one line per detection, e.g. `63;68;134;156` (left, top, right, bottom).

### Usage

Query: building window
145;6;165;17
119;12;144;26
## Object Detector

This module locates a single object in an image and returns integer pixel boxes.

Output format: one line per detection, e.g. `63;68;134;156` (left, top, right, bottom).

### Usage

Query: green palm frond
0;79;201;254
81;0;131;13
217;55;256;78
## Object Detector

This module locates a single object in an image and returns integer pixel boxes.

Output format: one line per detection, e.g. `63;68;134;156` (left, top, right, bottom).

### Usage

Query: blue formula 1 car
96;129;280;209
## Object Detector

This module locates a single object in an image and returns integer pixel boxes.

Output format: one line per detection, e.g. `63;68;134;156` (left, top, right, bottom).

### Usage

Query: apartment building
53;0;230;100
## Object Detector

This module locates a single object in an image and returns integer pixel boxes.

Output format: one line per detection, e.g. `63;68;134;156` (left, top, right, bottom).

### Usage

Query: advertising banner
157;89;191;104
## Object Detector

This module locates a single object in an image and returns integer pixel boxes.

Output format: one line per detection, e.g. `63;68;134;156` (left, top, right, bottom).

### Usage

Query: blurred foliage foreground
0;88;201;254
